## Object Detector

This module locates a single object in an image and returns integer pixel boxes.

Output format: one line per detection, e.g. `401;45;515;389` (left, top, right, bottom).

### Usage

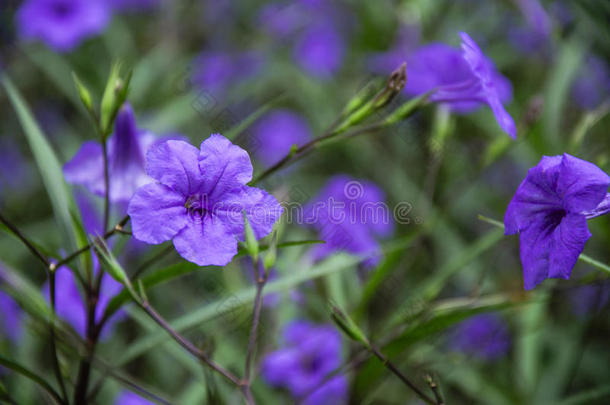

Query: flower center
51;2;72;17
301;354;322;373
185;194;209;222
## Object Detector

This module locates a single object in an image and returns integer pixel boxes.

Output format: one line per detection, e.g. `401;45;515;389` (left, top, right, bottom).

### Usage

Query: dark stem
369;344;436;405
72;272;100;404
426;374;444;405
249;122;386;185
102;141;110;233
49;272;69;404
131;244;174;280
242;261;268;404
137;299;241;387
53;216;130;269
0;212;50;267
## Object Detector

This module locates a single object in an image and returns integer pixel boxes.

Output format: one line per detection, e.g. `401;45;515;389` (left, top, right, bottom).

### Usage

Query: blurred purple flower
508;0;552;54
406;32;516;138
505;154;610;289
252;109;311;167
43;194;124;337
293;22;345;78
114;391;154;405
109;0;160;12
0;289;22;341
0;138;28;193
262;321;347;404
568;282;610;316
44;264;123;338
17;0;110;52
64;104;182;203
571;55;610;110
450;314;511;360
259;2;305;37
128;134;282;266
192;51;263;96
305;176;393;268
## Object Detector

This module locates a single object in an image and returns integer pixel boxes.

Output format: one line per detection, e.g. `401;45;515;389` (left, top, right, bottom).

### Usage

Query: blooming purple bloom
114;391;154;405
0;138;29;194
450;314;511;360
293;22;345;78
262;321;347;404
128;134;283;266
64;104;181;203
571;55;610;110
252;109;311;167
0;289;22;342
305;176;393;267
505;154;610;289
259;2;305;37
17;0;110;52
406;32;516;138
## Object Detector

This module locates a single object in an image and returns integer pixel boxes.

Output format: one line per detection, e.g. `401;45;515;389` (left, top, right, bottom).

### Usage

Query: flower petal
145;140;203;196
557;153;610;213
489;96;517;139
518;220;556;290
128;182;188;244
63;141;104;193
198;134;253;199
504;155;563;234
172;214;238;266
548;213;591;279
214;186;283;240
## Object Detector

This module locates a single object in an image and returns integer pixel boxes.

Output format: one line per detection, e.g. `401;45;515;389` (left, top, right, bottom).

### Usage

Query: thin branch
369;344;436;405
48;272;69;404
137;299;241;387
52;216;130;270
426;373;445;405
242;260;268;404
131;245;174;280
249;122;386;185
101;141;110;233
0;212;49;267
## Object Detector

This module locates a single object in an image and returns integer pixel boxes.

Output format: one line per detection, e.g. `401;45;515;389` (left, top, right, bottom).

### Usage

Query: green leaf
1;75;79;250
0;355;63;404
557;384;610;405
118;253;361;366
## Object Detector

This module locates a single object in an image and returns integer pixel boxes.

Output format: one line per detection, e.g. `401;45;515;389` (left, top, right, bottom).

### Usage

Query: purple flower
259;2;305;37
0;138;29;193
293;22;345;78
252;109;311;167
571;55;610;110
114;391;154;405
44;265;123;338
109;0;159;12
17;0;110;52
192;51;263;96
0;289;22;341
505;154;610;289
128;134;283;266
450;314;511;360
64;104;181;203
568;282;610;316
406;32;516;138
262;321;347;404
305;176;393;267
